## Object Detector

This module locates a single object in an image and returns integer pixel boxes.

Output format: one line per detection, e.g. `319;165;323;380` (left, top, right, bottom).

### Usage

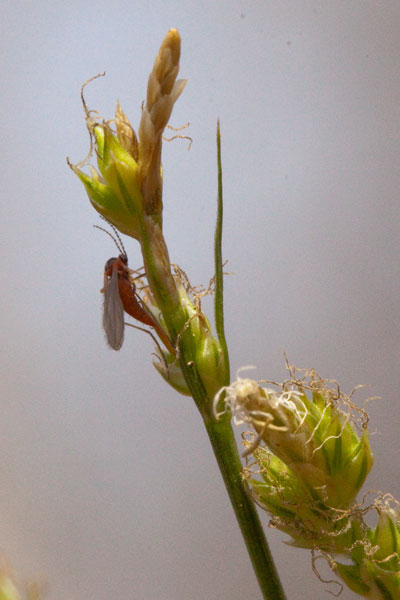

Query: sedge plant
64;29;400;600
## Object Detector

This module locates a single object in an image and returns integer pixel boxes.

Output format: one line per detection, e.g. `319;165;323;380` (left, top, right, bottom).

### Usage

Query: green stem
175;351;285;598
204;415;287;600
208;124;285;596
138;122;285;600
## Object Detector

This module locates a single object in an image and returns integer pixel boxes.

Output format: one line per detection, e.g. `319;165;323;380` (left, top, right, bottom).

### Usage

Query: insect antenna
93;216;127;258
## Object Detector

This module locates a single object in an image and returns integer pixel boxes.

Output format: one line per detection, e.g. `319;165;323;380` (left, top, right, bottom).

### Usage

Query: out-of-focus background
1;2;399;598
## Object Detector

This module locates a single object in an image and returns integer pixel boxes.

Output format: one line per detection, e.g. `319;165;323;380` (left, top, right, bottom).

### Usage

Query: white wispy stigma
213;372;305;456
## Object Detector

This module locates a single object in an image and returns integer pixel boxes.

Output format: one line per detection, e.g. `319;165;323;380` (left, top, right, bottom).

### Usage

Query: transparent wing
103;267;124;350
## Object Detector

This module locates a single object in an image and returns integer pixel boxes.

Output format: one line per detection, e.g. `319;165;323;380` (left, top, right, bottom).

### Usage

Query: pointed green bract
152;351;191;396
99;126;144;216
73;166;141;238
335;563;371;596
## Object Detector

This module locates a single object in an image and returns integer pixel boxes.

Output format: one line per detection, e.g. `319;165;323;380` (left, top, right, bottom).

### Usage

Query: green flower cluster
70;120;146;240
215;366;400;598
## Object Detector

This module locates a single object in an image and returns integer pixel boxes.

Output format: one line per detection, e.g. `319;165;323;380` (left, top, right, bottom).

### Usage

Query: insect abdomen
117;278;155;327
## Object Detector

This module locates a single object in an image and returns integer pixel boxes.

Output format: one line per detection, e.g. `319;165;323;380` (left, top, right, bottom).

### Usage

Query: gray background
1;1;400;599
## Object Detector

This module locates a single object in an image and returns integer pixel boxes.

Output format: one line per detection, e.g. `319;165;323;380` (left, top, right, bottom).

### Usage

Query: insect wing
103;266;124;350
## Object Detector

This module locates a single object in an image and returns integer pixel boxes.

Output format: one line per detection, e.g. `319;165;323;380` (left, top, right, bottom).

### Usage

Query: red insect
96;222;175;354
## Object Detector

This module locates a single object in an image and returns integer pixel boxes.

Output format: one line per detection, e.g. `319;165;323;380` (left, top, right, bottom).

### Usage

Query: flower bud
195;330;229;400
70;124;144;240
151;274;228;398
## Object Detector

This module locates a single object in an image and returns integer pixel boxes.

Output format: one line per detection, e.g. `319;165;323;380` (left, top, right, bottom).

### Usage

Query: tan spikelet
115;100;139;160
138;28;187;218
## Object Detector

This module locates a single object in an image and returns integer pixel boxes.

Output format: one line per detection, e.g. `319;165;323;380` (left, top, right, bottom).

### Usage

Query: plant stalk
204;415;287;600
